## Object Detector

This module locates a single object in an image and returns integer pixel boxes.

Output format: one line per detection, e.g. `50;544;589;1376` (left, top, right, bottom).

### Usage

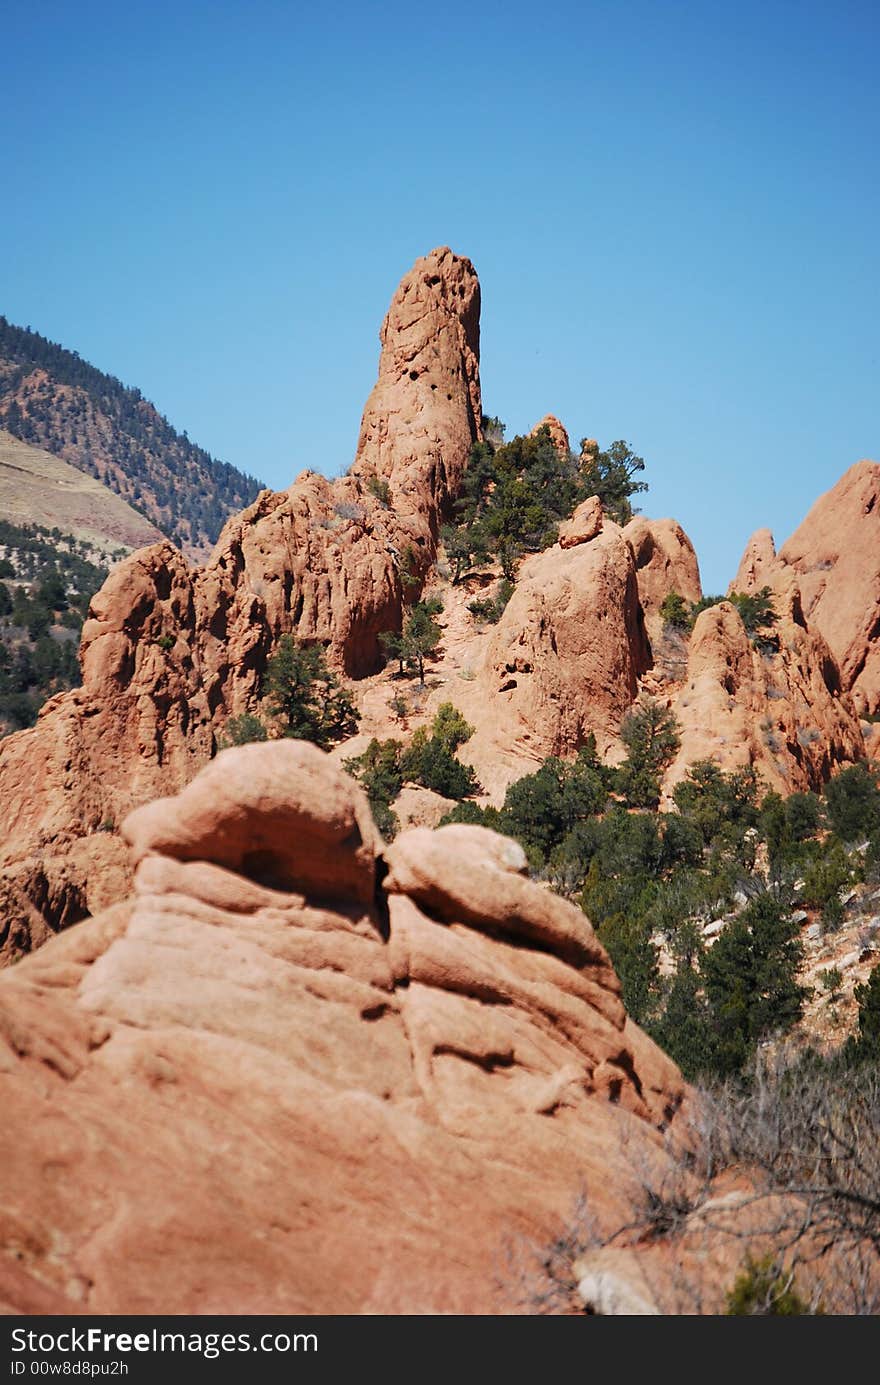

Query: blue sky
3;0;877;591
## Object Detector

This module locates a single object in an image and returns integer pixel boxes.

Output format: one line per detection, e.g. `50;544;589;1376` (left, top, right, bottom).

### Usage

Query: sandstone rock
529;414;571;457
392;784;456;832
623;516;703;627
0;248;482;956
474;524;650;766
777;461;880;716
732;462;880;715
731;527;777;593
354;245;482;524
0;746;685;1315
123;740;379;906
385;824;618;978
665;588;864;795
559;495;603;548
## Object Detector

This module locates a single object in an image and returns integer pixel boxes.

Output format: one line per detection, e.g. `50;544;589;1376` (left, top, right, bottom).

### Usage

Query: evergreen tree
649;926;712;1079
501;741;609;862
578;439;647;525
728;586;777;636
617;699;681;808
701;890;807;1076
658;590;691;631
847;962;880;1064
264;637;359;748
343;738;405;840
379;599;443;685
219;713;268;747
596;913;658;1024
824;763;880;843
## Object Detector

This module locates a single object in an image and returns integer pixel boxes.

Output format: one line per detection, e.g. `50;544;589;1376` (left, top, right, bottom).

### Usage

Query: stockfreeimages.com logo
11;1327;317;1367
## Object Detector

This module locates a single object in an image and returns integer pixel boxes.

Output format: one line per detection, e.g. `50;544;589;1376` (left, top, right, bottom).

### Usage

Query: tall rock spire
0;249;483;959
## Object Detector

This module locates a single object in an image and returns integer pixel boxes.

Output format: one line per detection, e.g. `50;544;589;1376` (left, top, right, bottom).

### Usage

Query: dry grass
0;429;161;557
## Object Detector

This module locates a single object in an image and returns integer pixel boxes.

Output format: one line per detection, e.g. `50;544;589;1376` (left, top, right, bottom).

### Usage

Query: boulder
559;495;604;548
623;517;703;625
0;745;685;1315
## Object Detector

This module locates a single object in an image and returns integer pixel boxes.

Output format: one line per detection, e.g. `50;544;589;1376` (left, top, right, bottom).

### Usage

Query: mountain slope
0;316;263;561
0;429;163;557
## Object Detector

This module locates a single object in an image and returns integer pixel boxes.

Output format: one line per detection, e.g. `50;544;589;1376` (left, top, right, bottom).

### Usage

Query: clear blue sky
3;0;877;591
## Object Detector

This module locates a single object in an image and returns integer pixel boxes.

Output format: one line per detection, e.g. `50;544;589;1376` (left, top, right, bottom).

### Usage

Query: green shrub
824;763;880;842
578;438;648;526
444;429;650;581
801;839;852;925
220;713;268;747
819;967;844;999
399;728;479;800
501;741;609;862
700;890;807;1077
728;586;777;635
467;578;514;624
366;475;391;506
848;962;880;1063
343;738;404;840
431;702;474;754
673;760;760;846
725;1255;814;1315
659;590;691;631
437;800;503;831
597;913;659;1023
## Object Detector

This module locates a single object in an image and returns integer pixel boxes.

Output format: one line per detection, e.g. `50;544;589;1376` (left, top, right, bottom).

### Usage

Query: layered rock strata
0;743;684;1315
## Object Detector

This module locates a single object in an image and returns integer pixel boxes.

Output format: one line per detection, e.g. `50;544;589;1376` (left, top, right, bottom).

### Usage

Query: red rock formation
0;249;481;961
624;517;703;625
474;523;650;769
665;587;864;795
730;526;777;594
559;494;604;548
732;461;880;715
0;744;684;1315
529;413;571;457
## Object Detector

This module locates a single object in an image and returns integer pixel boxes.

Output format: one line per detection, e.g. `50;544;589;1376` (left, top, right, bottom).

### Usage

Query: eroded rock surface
477;523;650;763
732;461;880;715
529;413;571;457
624;517;703;644
0;248;482;960
666;589;863;794
0;744;684;1316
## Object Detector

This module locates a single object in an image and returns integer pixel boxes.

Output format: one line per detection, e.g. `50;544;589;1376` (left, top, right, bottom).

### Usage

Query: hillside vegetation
0;519;110;734
0;316;264;559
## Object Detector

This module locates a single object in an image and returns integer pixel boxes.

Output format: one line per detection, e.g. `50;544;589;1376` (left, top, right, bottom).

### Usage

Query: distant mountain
0;316;264;561
0;429;163;558
0;430;170;738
